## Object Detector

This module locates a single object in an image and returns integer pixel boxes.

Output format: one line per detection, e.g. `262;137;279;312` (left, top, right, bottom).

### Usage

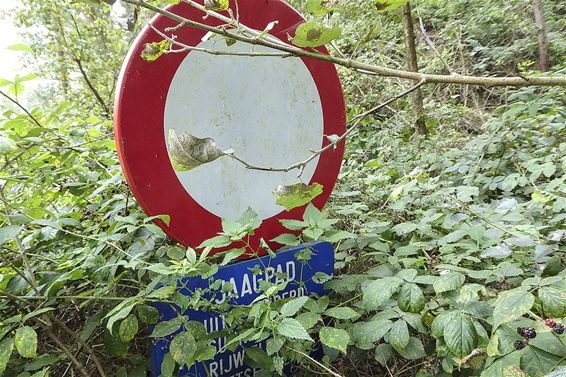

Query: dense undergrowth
0;0;565;376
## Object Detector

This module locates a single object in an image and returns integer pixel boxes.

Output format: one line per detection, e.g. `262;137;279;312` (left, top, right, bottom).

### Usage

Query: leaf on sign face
319;327;349;354
204;0;229;11
374;0;409;12
168;129;224;172
273;183;323;211
291;22;341;48
306;0;333;16
140;40;170;62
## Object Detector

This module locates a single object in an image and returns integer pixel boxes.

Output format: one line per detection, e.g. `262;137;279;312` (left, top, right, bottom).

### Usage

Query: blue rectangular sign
150;242;334;377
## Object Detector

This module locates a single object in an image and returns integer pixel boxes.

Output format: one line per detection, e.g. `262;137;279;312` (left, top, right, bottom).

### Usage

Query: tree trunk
401;2;426;135
533;0;549;72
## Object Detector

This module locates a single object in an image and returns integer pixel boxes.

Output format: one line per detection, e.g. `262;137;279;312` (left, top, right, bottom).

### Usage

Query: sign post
114;0;346;375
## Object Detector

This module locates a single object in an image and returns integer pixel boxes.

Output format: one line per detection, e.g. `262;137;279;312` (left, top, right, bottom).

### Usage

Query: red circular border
114;0;346;253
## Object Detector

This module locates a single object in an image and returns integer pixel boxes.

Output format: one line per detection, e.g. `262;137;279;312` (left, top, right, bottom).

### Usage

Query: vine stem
117;0;566;87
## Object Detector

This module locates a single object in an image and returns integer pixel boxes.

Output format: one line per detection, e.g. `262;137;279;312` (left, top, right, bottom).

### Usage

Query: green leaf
137;304;160;324
266;337;285;356
103;327;128;357
520;345;563;377
273;183;323;211
389;320;410;351
245;347;273;371
204;0;229;11
169;332;197;366
532;189;551;203
443;313;477;358
538;286;566;318
0;225;22;246
362;277;403;310
306;0;333;16
296;312;321;329
220;248;246;266
0;136;17;154
150;317;184;338
148;285;176;299
0;338;14;373
374;343;393;366
324;307;360;320
319;327;349;354
160;353;176;377
397;283;426;313
374;0;409;12
493;289;535;329
352;320;393;349
141;40;171;62
6;43;32;52
395;337;426;360
119;315;139;342
271;233;300;246
433;272;465;294
276;318;312;341
14;326;37;358
291;22;341;48
280;296;309;317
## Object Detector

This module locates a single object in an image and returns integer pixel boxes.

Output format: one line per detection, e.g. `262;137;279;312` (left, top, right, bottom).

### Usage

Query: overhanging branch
117;0;566;87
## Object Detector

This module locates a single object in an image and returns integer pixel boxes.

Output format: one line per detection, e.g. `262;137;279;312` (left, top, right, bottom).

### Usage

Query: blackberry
553;324;565;335
545;318;556;328
523;328;537;339
514;340;526;350
517;327;529;336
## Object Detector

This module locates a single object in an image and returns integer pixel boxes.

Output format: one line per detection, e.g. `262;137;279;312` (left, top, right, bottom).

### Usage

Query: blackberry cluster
517;327;537;339
514;340;526;350
545;319;565;335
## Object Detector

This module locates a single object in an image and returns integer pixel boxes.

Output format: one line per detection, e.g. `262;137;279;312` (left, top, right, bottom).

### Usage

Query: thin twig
0;90;43;128
417;17;456;75
285;346;345;377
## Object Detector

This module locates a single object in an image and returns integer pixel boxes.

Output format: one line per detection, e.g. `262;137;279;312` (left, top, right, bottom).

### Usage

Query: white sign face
164;41;323;220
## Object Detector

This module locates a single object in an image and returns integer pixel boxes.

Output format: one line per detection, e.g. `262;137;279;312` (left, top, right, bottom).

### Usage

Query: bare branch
149;24;293;57
118;0;566;87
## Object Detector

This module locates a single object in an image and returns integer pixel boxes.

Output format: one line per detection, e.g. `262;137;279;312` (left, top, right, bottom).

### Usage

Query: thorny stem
117;0;566;86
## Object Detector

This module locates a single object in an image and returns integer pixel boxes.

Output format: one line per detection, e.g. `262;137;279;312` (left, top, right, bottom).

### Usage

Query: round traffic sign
114;0;345;252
